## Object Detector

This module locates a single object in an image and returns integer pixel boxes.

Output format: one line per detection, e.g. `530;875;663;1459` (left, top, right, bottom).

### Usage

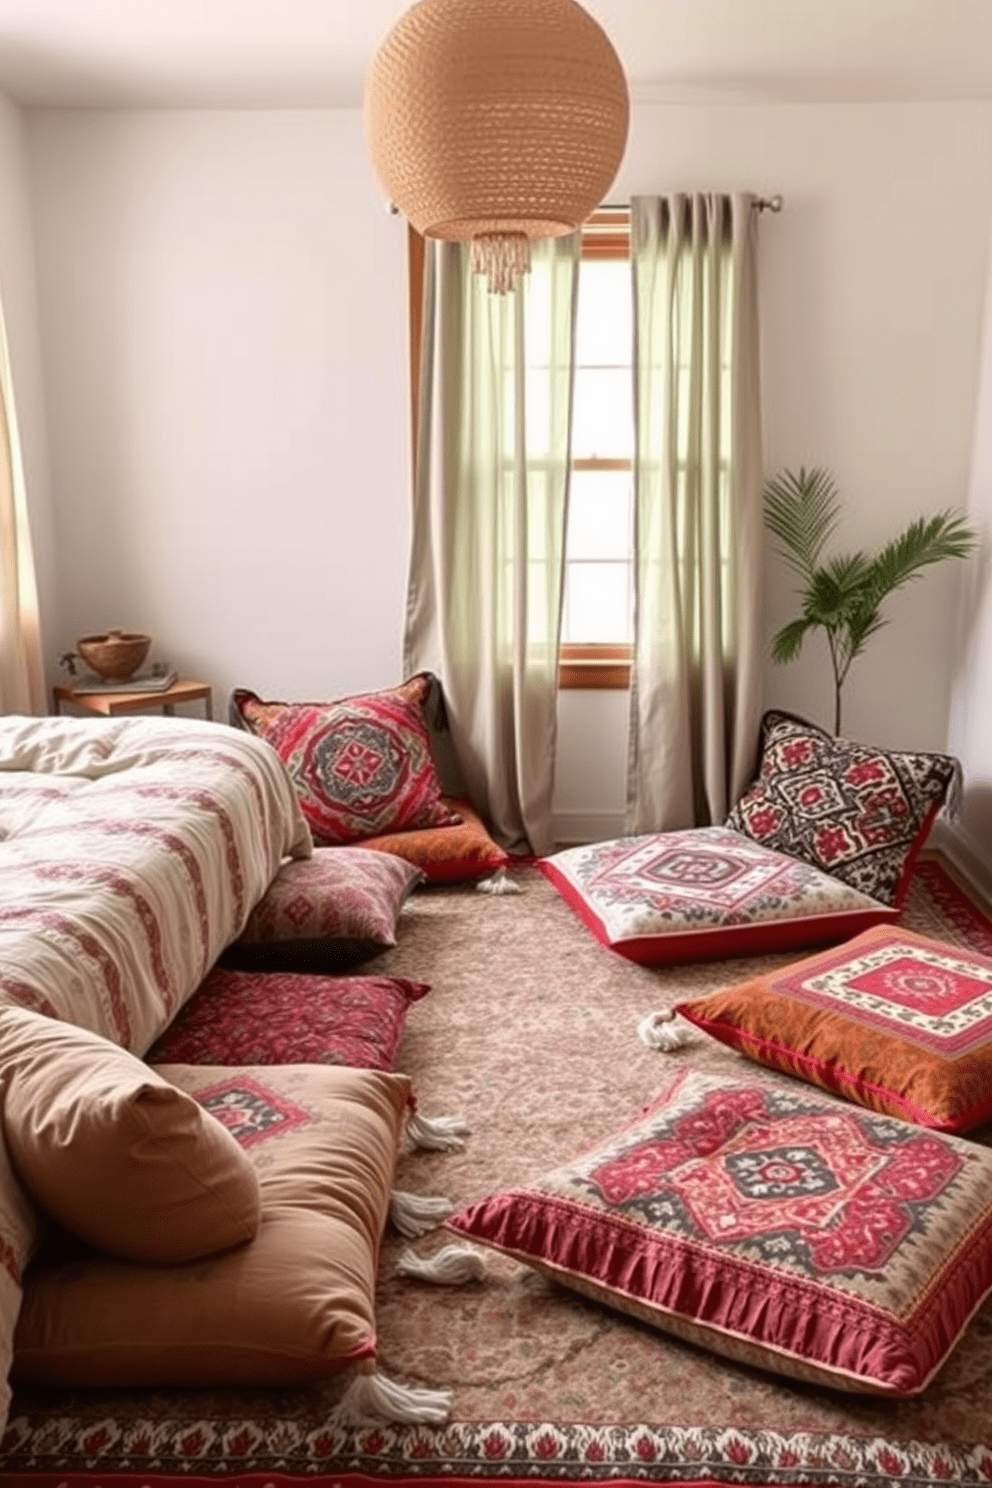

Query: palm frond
861;511;977;609
763;467;841;580
771;617;814;664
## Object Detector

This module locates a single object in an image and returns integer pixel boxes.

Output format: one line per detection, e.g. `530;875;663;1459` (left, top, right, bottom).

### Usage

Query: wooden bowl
76;630;151;682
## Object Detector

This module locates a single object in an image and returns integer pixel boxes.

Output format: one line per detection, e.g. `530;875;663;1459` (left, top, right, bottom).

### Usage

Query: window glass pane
527;561;550;645
562;561;632;643
527;469;549;562
575;258;631;366
572;368;633;459
525;366;550;458
567;470;631;560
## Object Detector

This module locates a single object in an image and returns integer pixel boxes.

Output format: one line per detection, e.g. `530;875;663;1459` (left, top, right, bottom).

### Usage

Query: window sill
558;646;631;690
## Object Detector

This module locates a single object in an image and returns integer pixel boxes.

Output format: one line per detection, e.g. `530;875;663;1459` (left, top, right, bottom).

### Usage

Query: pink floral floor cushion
539;826;896;964
146;969;429;1071
224;846;423;971
449;1068;992;1396
726;709;961;907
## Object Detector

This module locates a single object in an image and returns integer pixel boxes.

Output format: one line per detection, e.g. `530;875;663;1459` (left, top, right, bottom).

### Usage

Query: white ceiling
0;0;990;111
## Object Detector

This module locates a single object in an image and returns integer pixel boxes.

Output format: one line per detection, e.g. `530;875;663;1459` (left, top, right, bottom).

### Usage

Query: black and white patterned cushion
726;710;960;906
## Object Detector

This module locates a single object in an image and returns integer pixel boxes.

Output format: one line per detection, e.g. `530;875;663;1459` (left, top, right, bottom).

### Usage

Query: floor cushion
539;826;896;964
13;1063;410;1388
726;709;960;907
0;1006;260;1264
359;797;509;883
0;1133;41;1442
147;969;429;1071
448;1067;992;1396
676;924;992;1133
230;674;462;846
222;846;423;971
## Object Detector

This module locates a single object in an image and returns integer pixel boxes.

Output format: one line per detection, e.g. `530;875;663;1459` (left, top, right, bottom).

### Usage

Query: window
559;209;633;690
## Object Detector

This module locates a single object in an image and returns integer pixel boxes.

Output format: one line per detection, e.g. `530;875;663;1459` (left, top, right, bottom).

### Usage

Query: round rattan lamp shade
365;0;629;288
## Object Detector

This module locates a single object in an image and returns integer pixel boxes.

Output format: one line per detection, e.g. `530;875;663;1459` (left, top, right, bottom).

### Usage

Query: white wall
25;100;992;849
29;109;410;708
0;90;56;668
946;220;992;896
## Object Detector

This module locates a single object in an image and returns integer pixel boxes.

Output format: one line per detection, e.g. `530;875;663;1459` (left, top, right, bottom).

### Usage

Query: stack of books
71;669;178;696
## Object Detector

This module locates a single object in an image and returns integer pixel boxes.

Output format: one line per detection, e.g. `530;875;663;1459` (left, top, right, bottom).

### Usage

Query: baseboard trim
551;808;625;849
925;820;992;912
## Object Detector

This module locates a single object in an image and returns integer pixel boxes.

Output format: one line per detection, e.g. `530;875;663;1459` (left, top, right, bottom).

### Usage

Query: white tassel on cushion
406;1109;470;1152
396;1244;487;1284
336;1371;452;1426
389;1189;454;1237
476;868;522;895
637;1008;691;1052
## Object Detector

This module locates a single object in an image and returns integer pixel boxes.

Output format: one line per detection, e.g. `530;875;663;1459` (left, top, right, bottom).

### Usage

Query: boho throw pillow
223;847;423;971
360;797;509;883
726;709;960;907
147;969;429;1071
448;1068;992;1396
539;826;895;964
230;675;461;845
0;1130;41;1441
13;1064;410;1388
0;1006;260;1263
676;924;992;1133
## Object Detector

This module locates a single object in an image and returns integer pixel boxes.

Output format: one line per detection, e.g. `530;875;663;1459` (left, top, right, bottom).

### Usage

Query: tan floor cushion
13;1063;410;1388
0;1006;260;1263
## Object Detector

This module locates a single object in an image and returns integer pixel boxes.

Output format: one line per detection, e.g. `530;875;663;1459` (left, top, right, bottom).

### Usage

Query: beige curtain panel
0;298;45;716
405;234;579;855
626;192;764;834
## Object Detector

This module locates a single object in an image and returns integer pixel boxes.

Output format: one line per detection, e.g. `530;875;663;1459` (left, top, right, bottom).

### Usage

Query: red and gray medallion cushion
231;675;461;846
147;969;429;1072
676;924;992;1133
224;847;423;971
449;1068;992;1396
726;710;960;907
539;826;896;965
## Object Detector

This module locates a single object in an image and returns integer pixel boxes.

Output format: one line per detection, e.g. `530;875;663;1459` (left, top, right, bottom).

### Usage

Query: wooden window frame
406;212;633;694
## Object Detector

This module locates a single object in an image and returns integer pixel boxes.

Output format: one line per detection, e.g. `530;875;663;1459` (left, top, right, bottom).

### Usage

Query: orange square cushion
0;1006;260;1262
13;1064;409;1388
359;797;509;883
676;925;992;1133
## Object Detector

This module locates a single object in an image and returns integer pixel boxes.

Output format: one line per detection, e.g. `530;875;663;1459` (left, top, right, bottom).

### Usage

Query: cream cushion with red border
449;1068;992;1396
675;925;992;1134
13;1063;410;1388
539;826;896;965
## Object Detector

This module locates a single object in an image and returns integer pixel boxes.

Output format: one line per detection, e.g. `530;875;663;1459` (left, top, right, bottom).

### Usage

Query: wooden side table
52;677;213;720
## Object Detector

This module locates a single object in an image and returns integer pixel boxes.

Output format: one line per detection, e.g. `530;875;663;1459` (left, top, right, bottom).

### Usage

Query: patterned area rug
3;854;992;1488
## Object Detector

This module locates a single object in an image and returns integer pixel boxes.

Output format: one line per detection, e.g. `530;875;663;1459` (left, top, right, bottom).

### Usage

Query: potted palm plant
765;466;977;734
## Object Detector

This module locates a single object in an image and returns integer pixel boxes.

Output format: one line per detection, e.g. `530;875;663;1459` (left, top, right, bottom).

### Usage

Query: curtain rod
601;194;784;213
390;193;785;218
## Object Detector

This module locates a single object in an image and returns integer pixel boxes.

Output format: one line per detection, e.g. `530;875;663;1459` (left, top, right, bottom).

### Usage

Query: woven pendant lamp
364;0;629;292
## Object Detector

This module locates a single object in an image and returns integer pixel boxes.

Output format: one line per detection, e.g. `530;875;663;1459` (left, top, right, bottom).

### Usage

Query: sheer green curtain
0;296;44;715
405;235;579;854
626;193;763;833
